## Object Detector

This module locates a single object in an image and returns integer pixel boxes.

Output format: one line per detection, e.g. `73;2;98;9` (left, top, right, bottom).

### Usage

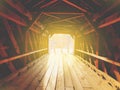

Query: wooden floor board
55;55;64;90
36;54;56;90
27;59;49;90
65;55;84;90
11;56;47;85
0;54;119;90
46;55;59;90
63;55;74;90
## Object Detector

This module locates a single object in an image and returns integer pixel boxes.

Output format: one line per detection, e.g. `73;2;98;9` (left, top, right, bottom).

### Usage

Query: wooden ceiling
0;0;119;35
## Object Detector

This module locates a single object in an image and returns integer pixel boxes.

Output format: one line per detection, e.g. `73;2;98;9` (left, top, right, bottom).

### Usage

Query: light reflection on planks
0;54;117;90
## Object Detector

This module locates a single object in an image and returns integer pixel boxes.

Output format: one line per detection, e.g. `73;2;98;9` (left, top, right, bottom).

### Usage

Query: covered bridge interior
0;0;120;90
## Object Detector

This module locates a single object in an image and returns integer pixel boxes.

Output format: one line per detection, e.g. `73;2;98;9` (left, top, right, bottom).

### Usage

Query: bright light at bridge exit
49;34;74;54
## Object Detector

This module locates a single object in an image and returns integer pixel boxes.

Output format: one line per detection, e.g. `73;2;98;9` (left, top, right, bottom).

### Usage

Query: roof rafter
63;0;88;13
42;12;75;24
33;0;45;8
40;0;58;9
48;15;84;24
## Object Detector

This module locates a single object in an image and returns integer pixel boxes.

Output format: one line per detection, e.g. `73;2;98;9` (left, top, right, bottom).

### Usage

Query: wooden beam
0;5;27;26
49;15;84;24
102;37;120;81
42;12;75;24
43;12;83;15
33;0;45;8
5;0;32;20
3;19;20;54
89;43;94;63
7;62;17;73
29;27;41;33
42;12;60;19
40;0;57;9
63;0;88;13
35;22;44;30
99;17;120;28
76;49;120;67
94;33;99;69
17;25;27;65
83;15;96;35
28;13;43;32
0;34;16;73
0;48;47;65
93;1;120;21
112;66;120;82
84;29;95;35
28;32;36;60
84;16;120;35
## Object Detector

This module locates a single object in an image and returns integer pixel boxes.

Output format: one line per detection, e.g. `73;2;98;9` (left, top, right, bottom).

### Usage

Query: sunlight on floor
38;54;115;90
49;34;74;54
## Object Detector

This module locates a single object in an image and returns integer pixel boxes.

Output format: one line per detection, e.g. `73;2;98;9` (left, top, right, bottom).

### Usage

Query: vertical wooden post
87;42;93;64
112;66;120;82
101;39;110;74
80;39;84;58
101;61;108;73
94;33;99;68
103;35;120;81
82;39;85;58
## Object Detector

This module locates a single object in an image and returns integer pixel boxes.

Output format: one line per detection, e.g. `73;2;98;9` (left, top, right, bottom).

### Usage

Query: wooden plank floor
0;54;118;90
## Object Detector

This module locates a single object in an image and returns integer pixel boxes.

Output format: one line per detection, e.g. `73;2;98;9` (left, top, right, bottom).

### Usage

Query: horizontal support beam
43;12;84;15
0;48;47;65
76;49;120;67
49;15;84;24
42;12;60;19
42;12;75;24
0;5;27;26
5;0;32;20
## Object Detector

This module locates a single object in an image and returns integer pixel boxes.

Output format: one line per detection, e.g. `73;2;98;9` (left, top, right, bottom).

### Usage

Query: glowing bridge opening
49;34;74;54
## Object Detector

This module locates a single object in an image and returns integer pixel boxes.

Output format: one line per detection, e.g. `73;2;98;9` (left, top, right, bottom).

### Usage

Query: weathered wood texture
0;54;120;90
